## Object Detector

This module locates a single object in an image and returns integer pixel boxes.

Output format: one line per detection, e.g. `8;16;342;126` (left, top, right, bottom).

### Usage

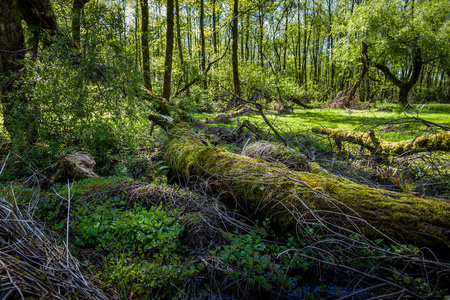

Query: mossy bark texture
152;116;450;249
312;127;450;156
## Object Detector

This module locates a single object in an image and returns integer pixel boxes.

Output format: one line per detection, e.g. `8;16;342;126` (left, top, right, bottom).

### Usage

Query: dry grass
0;197;119;300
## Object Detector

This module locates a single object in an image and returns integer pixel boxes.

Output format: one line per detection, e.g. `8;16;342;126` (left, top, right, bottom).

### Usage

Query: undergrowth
4;174;448;299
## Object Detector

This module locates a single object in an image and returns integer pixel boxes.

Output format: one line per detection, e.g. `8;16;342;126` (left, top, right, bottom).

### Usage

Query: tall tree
0;0;57;143
175;0;189;96
0;0;26;141
162;0;175;101
212;0;218;54
72;0;90;48
141;0;152;91
200;0;207;88
232;0;241;100
339;0;450;106
17;0;58;57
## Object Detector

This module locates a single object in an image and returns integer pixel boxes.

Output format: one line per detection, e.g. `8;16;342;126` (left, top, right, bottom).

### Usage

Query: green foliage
72;204;183;256
211;227;308;291
72;202;196;298
102;253;196;298
30;177;198;298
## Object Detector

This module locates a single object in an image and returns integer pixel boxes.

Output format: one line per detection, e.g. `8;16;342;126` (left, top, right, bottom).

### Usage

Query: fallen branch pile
0;197;117;300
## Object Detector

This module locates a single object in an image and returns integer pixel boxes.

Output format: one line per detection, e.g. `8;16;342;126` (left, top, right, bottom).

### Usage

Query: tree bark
18;0;58;56
141;0;152;91
72;0;90;48
0;0;26;141
212;0;218;54
162;0;175;101
0;0;57;143
347;41;369;101
258;7;264;68
149;116;450;251
175;0;189;96
232;0;241;101
200;0;207;88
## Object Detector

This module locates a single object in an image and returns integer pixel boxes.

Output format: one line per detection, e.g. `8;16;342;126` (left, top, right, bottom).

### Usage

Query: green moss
163;120;450;248
313;127;450;155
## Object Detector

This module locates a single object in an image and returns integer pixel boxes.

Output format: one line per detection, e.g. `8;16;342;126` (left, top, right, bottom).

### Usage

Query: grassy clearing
194;103;450;142
195;103;450;199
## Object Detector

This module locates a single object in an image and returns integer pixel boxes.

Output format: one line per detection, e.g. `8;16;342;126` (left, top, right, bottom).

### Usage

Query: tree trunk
347;41;369;100
232;0;241;101
162;0;174;101
149;115;450;251
0;0;26;142
175;0;189;96
374;44;422;107
141;0;152;91
312;127;450;156
18;0;58;56
258;7;264;68
0;0;57;143
200;0;207;88
245;13;250;61
212;0;218;54
72;0;90;48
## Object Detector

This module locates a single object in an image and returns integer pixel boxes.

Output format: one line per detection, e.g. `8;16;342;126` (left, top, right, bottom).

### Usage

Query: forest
0;0;450;299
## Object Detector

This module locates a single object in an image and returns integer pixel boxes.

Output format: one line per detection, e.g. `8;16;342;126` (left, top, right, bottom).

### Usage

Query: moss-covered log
312;127;450;155
149;116;450;251
143;87;190;120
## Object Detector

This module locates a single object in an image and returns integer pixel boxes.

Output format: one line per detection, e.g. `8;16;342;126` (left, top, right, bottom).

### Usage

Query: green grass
194;103;450;142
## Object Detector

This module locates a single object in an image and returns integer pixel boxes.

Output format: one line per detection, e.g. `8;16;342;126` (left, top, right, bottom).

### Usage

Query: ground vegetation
1;0;450;299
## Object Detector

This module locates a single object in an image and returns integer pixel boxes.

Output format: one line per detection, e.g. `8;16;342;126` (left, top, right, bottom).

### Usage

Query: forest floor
195;103;450;138
1;103;450;299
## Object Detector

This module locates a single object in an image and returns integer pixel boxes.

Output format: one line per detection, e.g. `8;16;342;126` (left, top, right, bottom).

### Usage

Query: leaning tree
336;0;450;106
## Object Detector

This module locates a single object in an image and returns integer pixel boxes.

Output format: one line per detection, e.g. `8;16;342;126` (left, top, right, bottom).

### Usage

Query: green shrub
212;228;309;291
102;253;196;298
71;204;183;256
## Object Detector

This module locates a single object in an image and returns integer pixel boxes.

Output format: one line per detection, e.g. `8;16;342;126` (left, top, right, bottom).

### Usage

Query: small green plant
71;204;184;256
102;253;197;298
211;227;309;291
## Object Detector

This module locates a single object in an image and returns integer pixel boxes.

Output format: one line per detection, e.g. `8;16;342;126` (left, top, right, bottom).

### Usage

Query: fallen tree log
50;150;99;183
312;127;450;155
149;115;450;251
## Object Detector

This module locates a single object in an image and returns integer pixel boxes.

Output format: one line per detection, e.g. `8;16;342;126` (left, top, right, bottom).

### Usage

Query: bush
211;227;309;292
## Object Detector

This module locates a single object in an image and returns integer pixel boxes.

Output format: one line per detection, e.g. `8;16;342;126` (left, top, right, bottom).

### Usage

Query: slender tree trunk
245;14;250;61
327;0;334;90
241;19;245;59
200;0;207;88
175;0;189;96
162;0;174;101
212;0;217;54
302;14;309;88
134;4;140;71
232;0;241;100
297;1;302;84
374;44;422;107
141;0;152;91
346;41;369;103
283;9;288;70
0;0;26;141
258;7;264;68
1;0;57;143
187;7;192;58
72;0;90;48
